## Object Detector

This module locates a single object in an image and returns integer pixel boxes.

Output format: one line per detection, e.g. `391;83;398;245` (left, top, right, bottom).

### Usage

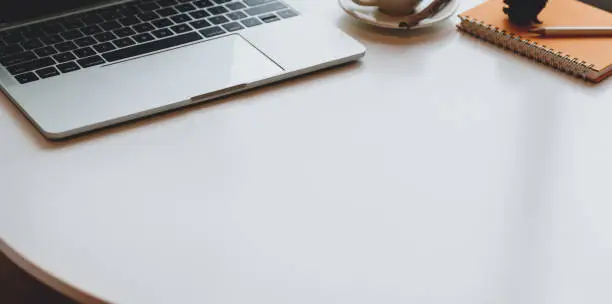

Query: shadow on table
335;13;457;47
490;46;611;302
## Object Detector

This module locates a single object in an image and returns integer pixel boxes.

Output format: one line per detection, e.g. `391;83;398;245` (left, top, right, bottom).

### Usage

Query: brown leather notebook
457;0;612;82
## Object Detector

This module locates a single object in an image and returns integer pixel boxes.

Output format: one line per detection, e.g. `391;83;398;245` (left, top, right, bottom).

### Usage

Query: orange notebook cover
457;0;612;82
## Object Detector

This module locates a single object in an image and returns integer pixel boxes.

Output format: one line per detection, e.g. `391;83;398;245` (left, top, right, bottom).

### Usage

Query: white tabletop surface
3;0;612;303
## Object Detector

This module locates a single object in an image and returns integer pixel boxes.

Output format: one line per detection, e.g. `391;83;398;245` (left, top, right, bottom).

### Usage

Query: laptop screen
0;0;111;25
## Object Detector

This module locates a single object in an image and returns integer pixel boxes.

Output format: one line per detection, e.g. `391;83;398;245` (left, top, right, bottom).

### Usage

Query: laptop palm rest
9;34;284;137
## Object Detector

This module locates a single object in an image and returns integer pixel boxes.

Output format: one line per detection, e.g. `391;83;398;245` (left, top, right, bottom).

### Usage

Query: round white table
3;0;612;303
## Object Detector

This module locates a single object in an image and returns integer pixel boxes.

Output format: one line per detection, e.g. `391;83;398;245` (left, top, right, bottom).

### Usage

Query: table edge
0;237;110;304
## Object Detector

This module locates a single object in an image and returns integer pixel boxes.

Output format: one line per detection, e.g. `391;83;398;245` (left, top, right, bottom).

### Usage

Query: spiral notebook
457;0;612;82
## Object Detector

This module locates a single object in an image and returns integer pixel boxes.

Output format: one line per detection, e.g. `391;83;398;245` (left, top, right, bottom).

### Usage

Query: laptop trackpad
181;34;283;100
104;34;284;106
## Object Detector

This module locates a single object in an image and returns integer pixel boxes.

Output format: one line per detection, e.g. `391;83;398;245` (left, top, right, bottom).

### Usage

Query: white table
3;0;612;303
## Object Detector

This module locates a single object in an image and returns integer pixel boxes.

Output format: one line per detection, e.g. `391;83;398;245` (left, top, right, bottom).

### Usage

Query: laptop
0;0;366;140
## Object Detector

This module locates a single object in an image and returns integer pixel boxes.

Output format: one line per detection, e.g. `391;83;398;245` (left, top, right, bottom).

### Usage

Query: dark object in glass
503;0;549;26
577;0;612;13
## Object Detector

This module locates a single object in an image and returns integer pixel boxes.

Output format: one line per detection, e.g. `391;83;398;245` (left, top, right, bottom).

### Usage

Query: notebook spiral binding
457;16;598;80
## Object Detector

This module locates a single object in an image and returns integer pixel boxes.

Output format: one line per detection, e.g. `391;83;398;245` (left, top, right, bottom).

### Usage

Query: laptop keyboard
0;0;298;84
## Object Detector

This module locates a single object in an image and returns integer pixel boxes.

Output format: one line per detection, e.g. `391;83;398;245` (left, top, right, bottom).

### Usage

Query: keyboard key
138;12;159;21
2;30;17;39
55;41;78;52
3;28;22;35
190;20;211;29
176;3;197;12
227;11;247;20
53;52;77;63
134;23;156;33
8;57;55;75
0;44;24;57
138;2;161;11
157;7;178;17
245;2;286;16
21;39;43;50
99;10;123;21
114;27;137;37
82;14;104;25
35;66;60;78
227;2;247;10
5;29;19;38
171;14;192;24
74;47;96;58
41;23;65;34
102;32;201;62
156;0;178;7
57;62;81;73
22;28;45;39
194;0;214;8
94;32;117;42
208;16;229;24
61;30;84;40
190;10;211;19
260;14;280;23
113;37;136;48
277;9;298;18
170;24;192;33
213;0;232;3
77;55;105;68
3;33;24;44
0;51;37;66
200;26;225;37
221;22;244;32
61;18;84;30
133;33;155;43
119;16;141;27
241;17;262;27
3;28;21;36
93;42;116;53
152;18;174;28
244;0;276;6
15;72;39;84
117;4;141;17
34;46;58;57
208;6;229;15
5;31;22;39
101;21;122;31
82;25;104;35
40;35;64;45
152;28;174;38
75;37;97;47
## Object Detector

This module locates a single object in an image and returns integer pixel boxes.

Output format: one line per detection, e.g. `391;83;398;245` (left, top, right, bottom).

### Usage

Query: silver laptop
0;0;365;139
